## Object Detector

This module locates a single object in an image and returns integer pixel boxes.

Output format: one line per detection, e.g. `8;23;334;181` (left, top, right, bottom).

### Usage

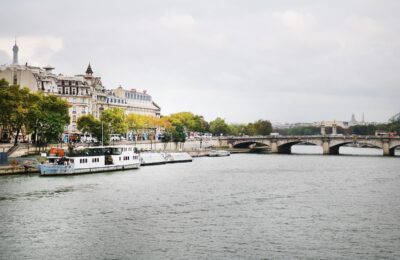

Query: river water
1;149;400;259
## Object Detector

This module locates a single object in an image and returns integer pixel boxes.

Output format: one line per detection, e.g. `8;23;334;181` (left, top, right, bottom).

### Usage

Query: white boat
163;152;193;163
208;150;230;157
40;146;140;176
140;152;167;166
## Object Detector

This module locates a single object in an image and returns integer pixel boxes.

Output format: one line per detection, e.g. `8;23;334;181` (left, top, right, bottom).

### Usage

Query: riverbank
0;165;38;175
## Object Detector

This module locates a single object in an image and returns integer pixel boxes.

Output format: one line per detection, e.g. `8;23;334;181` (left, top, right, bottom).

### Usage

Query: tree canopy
0;80;69;145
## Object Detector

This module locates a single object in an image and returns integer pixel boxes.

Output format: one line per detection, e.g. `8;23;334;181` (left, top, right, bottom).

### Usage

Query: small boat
140;152;167;166
208;150;230;157
40;146;140;176
162;152;193;163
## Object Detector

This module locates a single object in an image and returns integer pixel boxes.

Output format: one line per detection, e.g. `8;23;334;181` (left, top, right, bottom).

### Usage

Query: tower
12;38;19;65
320;121;326;135
332;120;337;135
350;113;357;125
85;63;93;76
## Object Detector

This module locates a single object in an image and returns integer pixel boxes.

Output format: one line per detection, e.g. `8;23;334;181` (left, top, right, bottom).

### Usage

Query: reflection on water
291;145;399;156
0;154;399;259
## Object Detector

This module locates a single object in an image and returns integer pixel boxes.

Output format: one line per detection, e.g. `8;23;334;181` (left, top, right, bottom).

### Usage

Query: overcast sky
0;0;399;123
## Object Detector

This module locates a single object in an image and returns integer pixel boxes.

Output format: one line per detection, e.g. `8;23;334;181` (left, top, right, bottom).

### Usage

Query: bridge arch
277;141;319;154
389;144;400;156
233;141;269;149
329;141;382;155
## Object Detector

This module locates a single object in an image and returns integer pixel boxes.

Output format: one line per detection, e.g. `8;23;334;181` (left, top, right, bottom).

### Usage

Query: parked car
110;134;123;142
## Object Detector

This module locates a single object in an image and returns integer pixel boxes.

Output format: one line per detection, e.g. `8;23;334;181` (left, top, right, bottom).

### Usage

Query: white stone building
0;41;161;134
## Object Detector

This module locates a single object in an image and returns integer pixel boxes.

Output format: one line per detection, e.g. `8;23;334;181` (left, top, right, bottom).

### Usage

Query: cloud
346;16;386;37
274;10;316;34
0;36;63;66
158;13;195;30
0;1;398;123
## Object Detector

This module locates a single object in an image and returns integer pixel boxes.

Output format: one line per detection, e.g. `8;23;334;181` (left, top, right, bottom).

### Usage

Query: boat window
111;148;123;155
70;159;74;163
79;158;88;163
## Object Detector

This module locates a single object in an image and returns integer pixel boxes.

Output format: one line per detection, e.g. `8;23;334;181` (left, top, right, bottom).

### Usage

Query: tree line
77;111;273;145
0;79;70;146
2;79;397;147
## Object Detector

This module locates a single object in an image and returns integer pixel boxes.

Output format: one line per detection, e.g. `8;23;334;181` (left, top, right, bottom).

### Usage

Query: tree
0;83;36;145
209;117;230;136
165;112;208;132
252;120;272;135
0;81;69;146
228;123;247;136
100;108;127;135
126;113;171;132
171;123;186;143
77;114;104;143
33;94;70;145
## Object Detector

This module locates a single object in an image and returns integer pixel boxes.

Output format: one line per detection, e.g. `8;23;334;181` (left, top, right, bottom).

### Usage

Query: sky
0;0;399;124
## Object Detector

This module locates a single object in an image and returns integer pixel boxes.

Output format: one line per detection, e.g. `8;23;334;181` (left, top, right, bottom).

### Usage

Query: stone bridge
219;135;400;156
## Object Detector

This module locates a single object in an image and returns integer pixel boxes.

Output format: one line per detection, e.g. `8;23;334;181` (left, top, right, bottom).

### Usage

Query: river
0;148;399;259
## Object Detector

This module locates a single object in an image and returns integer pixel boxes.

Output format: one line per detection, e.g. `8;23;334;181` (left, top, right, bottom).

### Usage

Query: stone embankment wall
1;139;222;158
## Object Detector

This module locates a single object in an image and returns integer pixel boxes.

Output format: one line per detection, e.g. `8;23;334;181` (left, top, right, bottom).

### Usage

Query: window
72;115;76;122
92;158;99;163
80;158;88;163
72;88;76;95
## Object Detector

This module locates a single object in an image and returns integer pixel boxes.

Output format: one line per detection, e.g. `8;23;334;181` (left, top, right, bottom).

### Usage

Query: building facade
0;41;161;134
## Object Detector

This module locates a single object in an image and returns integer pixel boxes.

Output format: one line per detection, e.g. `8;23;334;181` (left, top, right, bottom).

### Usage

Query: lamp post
101;121;104;146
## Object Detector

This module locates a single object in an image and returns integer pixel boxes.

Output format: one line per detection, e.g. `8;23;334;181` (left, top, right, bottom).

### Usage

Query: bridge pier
322;140;330;155
270;140;278;154
382;140;391;156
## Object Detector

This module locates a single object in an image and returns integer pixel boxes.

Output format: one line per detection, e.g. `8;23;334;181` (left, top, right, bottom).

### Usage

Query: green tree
0;81;69;146
252;120;272;135
77;114;105;143
0;83;35;145
209;117;230;136
33;94;70;145
100;108;128;135
171;123;186;143
228;123;247;136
